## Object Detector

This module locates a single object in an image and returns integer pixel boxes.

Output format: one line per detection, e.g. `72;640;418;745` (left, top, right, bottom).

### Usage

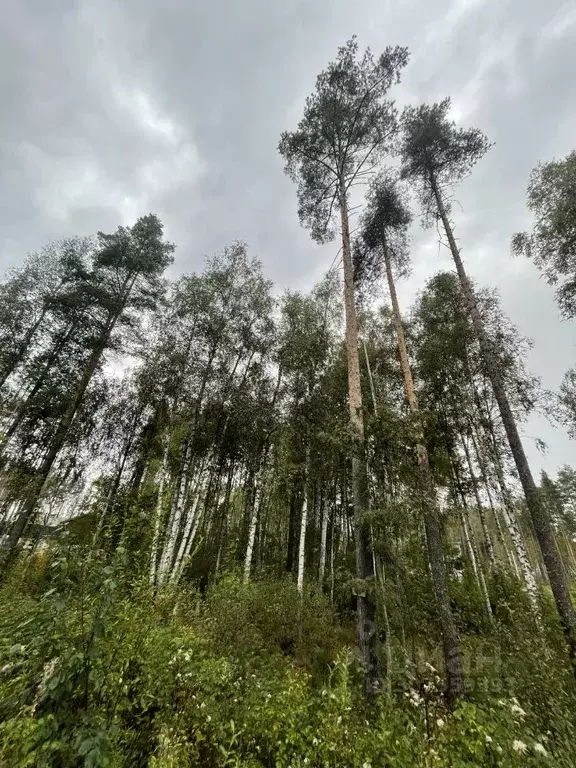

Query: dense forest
1;38;576;767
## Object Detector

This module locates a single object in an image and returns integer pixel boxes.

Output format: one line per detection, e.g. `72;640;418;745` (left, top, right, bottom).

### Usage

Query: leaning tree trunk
0;320;78;458
340;191;381;701
0;311;119;575
460;435;495;566
432;175;576;665
383;245;464;705
0;303;50;390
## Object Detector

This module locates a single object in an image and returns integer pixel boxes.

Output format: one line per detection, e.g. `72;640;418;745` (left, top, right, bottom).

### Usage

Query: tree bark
319;497;328;583
340;191;381;701
243;450;269;583
461;435;495;566
150;443;169;586
383;245;464;704
432;175;576;664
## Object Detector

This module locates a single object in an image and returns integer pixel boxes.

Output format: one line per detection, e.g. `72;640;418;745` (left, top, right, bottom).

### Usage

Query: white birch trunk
149;445;169;586
460;508;492;620
297;493;308;595
319;500;328;582
243;459;267;583
156;453;198;587
500;500;539;605
170;487;204;584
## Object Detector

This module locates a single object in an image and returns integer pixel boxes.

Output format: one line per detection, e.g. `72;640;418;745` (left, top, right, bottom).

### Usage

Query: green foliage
513;150;576;318
0;546;575;767
279;37;408;242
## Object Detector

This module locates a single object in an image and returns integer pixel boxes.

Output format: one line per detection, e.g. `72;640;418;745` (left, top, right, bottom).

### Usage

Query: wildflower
206;715;211;722
409;691;424;707
484;735;492;744
362;762;372;768
510;703;526;718
512;740;527;754
495;746;502;754
533;743;547;756
312;737;319;746
425;662;436;673
436;718;445;728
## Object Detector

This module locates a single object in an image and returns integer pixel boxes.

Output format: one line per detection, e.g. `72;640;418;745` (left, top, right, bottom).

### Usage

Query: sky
1;0;575;476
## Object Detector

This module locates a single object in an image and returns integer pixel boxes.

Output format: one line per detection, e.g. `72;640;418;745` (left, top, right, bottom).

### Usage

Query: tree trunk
0;305;49;390
461;435;495;566
0;313;117;574
340;191;381;701
297;445;310;595
383;245;464;704
475;399;539;604
150;443;169;586
432;175;576;666
0;321;78;456
296;492;308;595
243;450;269;583
469;424;517;572
319;497;328;583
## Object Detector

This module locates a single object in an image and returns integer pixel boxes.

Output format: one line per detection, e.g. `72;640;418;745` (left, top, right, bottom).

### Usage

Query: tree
512;151;576;318
279;37;409;699
412;272;540;604
0;215;174;573
356;171;464;704
0;239;92;392
401;99;576;666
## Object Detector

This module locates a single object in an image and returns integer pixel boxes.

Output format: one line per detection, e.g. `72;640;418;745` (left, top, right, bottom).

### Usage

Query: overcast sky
2;0;575;476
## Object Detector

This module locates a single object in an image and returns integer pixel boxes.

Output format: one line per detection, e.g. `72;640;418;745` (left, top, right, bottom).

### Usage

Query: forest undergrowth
0;544;575;767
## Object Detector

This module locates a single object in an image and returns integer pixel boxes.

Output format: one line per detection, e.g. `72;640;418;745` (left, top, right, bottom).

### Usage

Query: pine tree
401;100;576;666
356;171;464;704
279;38;409;698
0;215;174;574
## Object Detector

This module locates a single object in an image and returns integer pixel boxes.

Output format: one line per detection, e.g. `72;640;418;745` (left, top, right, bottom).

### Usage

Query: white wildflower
206;715;211;722
337;716;342;724
533;743;547;756
425;662;436;673
495;746;502;754
512;740;527;754
312;737;319;746
484;735;493;744
436;718;445;728
362;762;372;768
409;691;424;707
510;703;526;718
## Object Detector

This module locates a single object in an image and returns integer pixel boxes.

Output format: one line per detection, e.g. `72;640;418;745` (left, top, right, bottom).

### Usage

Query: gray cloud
1;0;575;474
